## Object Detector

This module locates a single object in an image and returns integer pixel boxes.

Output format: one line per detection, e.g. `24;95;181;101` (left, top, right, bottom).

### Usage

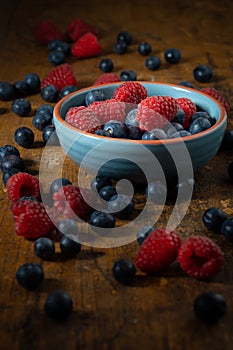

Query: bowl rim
53;81;227;145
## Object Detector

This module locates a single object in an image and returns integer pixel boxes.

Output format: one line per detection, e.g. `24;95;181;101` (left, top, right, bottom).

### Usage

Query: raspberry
34;20;63;44
88;99;126;124
53;185;92;219
176;97;197;129
113;82;148;104
65;106;86;119
200;87;230;114
135;228;181;274
93;73;121;86
71;33;102;59
41;64;77;92
6;172;41;202
65;18;97;42
65;108;101;132
11;200;54;239
177;235;224;280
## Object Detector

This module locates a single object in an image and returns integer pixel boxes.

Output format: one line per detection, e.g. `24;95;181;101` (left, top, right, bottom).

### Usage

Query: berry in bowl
53;82;227;184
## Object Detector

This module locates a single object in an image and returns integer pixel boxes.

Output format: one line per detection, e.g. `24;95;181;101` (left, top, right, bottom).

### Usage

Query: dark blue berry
85;90;106;106
0;144;20;166
136;225;155;245
48;40;70;56
164;48;181;64
165;122;184;138
48;50;65;66
220;218;233;242
59;85;77;99
11;98;31;116
99;185;117;201
94;129;111;137
44;290;73;321
178;81;194;88
0;81;15;100
56;219;78;238
202;207;228;233
172;109;186;125
99;58;114;72
1;154;25;172
60;235;81;258
113;41;128;54
24;73;41;94
49;177;72;198
41;85;59;102
116;31;132;45
89;211;115;229
145;55;161;70
34;237;55;260
112;259;136;284
13;80;29;97
108;194;134;219
190;111;216;126
103;120;128;138
36;104;54;116
193;292;226;323
189;117;212;134
120;69;137;81
142;128;167;140
138;42;152;56
2;168;21;186
32;111;53;131
42;124;58;143
169;130;191;138
14;127;34;148
125;108;138;126
127;125;143;140
90;175;112;193
16;263;44;290
228;161;233;181
146;181;167;204
193;65;213;83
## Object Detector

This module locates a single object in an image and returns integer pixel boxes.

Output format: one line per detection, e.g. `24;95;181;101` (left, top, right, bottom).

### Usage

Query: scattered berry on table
48;39;71;56
14;127;34;148
136;225;155;245
0;81;15;100
72;32;102;58
99;185;117;201
138;41;152;56
56;218;78;237
85;90;106;106
65;18;97;42
177;235;224;280
103;120;128;138
116;31;132;45
193;64;213;83
59;235;81;258
135;228;181;274
120;69;137;81
0;144;20;167
189;116;212;134
176;97;197;129
99;58;114;72
41;63;77;92
2;168;21;187
36;104;54;116
6;172;41;202
200;87;230;114
113;41;128;54
49;177;72;199
146;180;167;204
88;99;126;124
1;154;25;173
42;124;58;143
48;50;65;66
220;218;233;243
93;72;120;85
41;84;59;102
112;259;136;284
164;48;181;64
113;81;147;104
65;108;101;132
59;85;77;99
145;55;161;70
11;98;31;116
44;290;73;321
193;291;226;324
89;210;115;230
24;72;41;94
90;175;112;193
108;194;134;219
32;111;53;131
34;237;55;260
16;262;44;290
13;80;29;98
34;19;63;44
202;207;228;233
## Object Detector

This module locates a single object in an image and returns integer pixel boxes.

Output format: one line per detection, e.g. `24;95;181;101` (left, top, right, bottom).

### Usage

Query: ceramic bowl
53;82;227;184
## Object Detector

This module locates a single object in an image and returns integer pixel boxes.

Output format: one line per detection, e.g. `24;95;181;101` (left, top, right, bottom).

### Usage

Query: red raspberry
65;106;86;119
113;82;148;104
135;228;181;274
65;18;97;42
176;97;197;129
88;99;126;124
41;64;77;92
71;32;102;59
34;20;63;44
93;73;120;86
177;235;224;280
11;200;54;239
53;185;92;220
65;108;101;132
6;172;41;202
201;87;230;114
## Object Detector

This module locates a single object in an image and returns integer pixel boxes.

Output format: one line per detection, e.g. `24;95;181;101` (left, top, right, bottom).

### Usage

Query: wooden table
1;0;233;349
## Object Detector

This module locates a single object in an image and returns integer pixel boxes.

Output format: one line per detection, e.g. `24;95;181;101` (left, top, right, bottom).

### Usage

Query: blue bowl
53;82;227;184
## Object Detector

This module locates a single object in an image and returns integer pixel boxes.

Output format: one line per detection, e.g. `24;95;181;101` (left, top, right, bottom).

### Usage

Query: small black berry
44;290;73;321
112;259;136;284
16;263;44;290
193;292;226;323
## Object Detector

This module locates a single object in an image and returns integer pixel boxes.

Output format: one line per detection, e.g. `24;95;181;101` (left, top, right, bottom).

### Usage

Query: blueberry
1;154;25;172
90;175;112;193
190;111;216;126
24;73;41;94
59;85;77;99
13;80;29;97
116;31;132;45
127;125;143;140
125;108;138;126
41;84;59;102
99;58;114;72
193;292;226;323
56;219;78;238
164;48;181;64
49;177;72;198
228;161;233;181
44;290;73;321
60;235;81;258
94;129;111;137
136;225;155;245
165;122;184;138
189;117;212;134
103;120;128;138
85;90;106;106
34;237;55;260
193;65;213;83
99;185;117;201
113;41;128;54
89;211;115;229
108;194;134;219
220;218;233;242
16;263;44;290
146;181;167;204
120;69;137;81
221;130;233;150
178;81;194;88
169;130;191;138
145;55;161;70
172;109;186;125
48;40;70;56
142;128;167;140
138;42;152;56
36;104;54;116
112;259;136;284
11;98;31;116
2;168;21;186
0;144;20;166
202;207;228;233
0;81;15;100
42;124;58;143
14;127;34;148
32;111;53;131
48;50;65;66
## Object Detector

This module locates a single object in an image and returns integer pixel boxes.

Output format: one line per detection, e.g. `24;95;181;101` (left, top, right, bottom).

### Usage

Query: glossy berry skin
136;225;155;245
108;194;134;219
99;58;114;72
48;40;70;56
90;175;112;193
220;218;233;242
13;80;29;97
193;64;213;83
193;292;226;323
11;98;31;116
60;235;81;258
59;85;77;99
1;154;25;173
165;121;184;138
164;48;181;64
48;50;65;66
0;81;15;100
89;210;115;229
190;111;216;126
36;104;54;116
2;168;21;187
112;259;136;284
32;111;52;131
44;290;73;321
56;219;78;238
125;108;138;126
202;207;228;233
42;124;58;143
24;73;41;94
142;128;167;140
120;70;137;81
41;84;59;102
99;185;117;201
116;31;132;45
34;237;55;260
113;41;128;54
127;125;143;140
16;263;44;290
146;180;167;205
103;120;128;138
189;117;212;134
49;177;72;198
172;109;186;125
14;127;34;148
0;144;20;167
138;42;152;56
85;90;106;106
145;55;161;70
